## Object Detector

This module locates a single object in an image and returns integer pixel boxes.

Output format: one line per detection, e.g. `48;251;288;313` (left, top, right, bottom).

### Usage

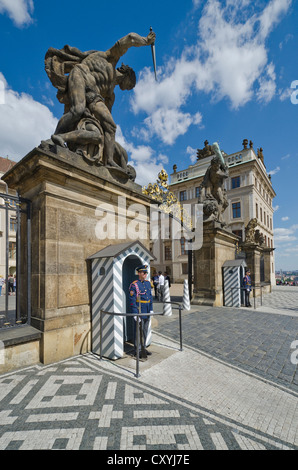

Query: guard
243;269;252;307
129;264;153;358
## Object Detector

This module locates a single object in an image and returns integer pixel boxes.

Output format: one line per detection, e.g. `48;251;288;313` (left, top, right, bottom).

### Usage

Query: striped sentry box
89;242;154;359
223;267;241;307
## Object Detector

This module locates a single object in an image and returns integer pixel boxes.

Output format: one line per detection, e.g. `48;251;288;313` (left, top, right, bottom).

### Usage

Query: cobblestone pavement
0;286;297;451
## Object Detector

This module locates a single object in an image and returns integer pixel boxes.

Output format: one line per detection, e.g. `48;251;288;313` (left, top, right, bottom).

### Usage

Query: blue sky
0;0;298;270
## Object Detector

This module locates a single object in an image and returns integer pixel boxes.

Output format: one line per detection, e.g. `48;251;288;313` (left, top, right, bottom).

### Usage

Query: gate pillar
2;147;152;364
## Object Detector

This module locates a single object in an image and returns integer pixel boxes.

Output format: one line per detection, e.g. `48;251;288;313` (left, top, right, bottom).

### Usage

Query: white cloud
186;146;197;163
115;126;167;186
274;224;298;243
279;33;294;49
131;62;202;145
0;0;34;26
131;0;292;145
144;108;202;146
268;166;280;176
279;88;292;101
258;0;292;39
257;63;277;103
0;73;58;160
281;216;289;221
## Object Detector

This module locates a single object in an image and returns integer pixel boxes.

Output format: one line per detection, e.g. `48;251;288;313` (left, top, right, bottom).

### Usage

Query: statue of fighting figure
44;30;156;180
198;142;229;226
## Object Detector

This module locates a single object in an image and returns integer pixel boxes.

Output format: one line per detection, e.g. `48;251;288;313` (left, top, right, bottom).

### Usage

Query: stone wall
3;147;151;365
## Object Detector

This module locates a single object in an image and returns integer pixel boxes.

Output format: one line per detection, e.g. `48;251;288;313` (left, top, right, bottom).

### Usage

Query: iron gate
0;192;31;328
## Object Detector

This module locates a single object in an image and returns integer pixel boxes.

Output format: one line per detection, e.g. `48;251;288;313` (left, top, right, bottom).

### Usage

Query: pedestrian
8;275;14;295
13;276;16;295
129;265;153;358
152;272;159;300
0;276;4;296
157;271;165;302
164;272;171;288
243;269;252;307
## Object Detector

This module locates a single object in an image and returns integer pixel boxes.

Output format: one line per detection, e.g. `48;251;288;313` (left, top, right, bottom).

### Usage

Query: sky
0;0;298;270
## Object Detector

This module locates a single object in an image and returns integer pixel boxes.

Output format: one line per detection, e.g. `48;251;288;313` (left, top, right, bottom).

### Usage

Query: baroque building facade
150;140;276;286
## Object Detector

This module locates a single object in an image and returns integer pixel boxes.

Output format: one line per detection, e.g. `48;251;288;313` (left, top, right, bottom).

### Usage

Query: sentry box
87;241;155;359
222;259;247;307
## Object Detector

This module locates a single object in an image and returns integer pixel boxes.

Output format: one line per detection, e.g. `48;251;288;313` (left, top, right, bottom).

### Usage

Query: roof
0;156;16;174
222;259;247;268
87;241;156;260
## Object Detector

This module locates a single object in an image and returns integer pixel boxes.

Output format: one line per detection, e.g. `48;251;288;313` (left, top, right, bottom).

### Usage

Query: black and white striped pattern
182;279;190;310
223;267;241;307
163;280;172;316
91;242;152;359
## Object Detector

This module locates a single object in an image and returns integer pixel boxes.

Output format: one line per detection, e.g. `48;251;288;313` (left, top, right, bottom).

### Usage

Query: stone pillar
192;222;239;306
263;247;274;289
240;243;263;297
3;146;151;364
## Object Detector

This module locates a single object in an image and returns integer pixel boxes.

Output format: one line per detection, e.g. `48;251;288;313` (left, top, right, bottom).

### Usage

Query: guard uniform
243;271;252;307
129;265;153;354
129;279;153;317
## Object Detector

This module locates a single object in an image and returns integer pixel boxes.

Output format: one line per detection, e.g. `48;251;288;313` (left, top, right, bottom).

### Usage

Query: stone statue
196;140;213;160
43;31;156;181
245;218;258;243
198;143;229;226
244;219;265;246
254;229;265;246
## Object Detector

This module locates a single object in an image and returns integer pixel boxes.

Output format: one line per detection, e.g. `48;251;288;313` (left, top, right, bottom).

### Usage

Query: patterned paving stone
0;354;296;451
0;286;297;451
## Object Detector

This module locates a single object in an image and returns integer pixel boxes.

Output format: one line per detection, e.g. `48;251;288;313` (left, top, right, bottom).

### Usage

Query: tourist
157;271;165;302
152;273;159;299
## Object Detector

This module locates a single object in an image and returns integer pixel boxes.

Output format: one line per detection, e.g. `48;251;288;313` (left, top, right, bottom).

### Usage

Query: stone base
0;326;41;373
3;146;151;367
192;222;239;307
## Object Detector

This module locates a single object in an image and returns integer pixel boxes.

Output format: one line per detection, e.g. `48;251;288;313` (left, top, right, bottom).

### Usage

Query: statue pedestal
240;243;274;296
192;222;238;307
3;146;151;364
240;243;262;292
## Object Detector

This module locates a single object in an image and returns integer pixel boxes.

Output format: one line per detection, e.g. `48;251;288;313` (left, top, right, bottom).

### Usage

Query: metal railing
225;285;264;309
99;302;183;378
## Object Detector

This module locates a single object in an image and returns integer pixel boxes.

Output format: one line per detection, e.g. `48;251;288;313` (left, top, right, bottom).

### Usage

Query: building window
10;218;17;232
180;190;187;201
260;208;262;222
165;245;172;261
195;187;201;198
182;263;188;275
181;237;186;255
9;242;16;260
232;202;241;218
256;203;259;219
231;176;240;189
